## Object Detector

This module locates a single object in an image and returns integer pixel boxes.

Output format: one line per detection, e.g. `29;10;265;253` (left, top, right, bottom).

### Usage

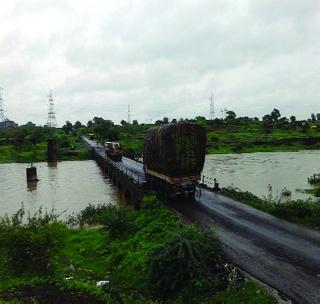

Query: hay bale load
143;123;206;177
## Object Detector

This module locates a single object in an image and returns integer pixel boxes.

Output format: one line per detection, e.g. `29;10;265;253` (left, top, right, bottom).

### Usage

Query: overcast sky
0;0;319;126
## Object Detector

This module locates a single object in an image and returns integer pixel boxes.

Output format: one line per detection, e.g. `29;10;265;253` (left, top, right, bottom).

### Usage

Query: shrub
139;194;162;210
148;226;227;298
308;173;320;185
0;207;66;275
100;205;135;237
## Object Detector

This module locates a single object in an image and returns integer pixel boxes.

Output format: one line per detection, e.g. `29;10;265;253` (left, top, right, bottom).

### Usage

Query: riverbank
220;186;320;230
0;196;277;303
0;127;90;163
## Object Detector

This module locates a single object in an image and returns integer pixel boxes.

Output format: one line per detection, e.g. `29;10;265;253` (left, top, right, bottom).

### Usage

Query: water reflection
27;181;38;192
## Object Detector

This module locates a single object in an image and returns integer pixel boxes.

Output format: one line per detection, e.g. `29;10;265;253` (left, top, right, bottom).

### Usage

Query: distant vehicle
89;133;95;140
105;141;122;161
143;123;206;198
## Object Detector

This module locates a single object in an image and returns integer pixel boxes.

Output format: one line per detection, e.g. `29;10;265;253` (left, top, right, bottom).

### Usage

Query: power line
0;87;6;123
210;93;215;120
47;90;57;128
127;104;131;124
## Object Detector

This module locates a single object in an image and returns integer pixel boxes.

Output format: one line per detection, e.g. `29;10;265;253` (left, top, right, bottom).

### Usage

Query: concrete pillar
47;139;58;162
26;166;38;182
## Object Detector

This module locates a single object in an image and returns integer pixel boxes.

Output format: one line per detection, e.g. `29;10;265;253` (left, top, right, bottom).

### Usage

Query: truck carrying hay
143;123;206;197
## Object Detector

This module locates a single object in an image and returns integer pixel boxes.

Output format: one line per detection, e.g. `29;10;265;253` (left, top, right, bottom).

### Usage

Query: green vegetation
0;196;276;303
308;173;320;185
2;108;320;163
0;125;89;163
221;187;320;230
83;109;320;157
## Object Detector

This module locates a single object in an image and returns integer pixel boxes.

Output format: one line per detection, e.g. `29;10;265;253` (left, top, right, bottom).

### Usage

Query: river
0;151;319;217
0;160;124;217
203;150;320;201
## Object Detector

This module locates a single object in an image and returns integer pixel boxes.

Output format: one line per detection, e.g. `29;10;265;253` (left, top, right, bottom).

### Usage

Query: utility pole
127;104;131;124
210;93;215;120
47;90;57;128
0;87;5;123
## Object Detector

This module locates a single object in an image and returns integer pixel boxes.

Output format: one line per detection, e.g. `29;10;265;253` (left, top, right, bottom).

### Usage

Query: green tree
271;109;281;121
74;121;83;129
163;117;169;124
225;110;237;121
62;121;73;134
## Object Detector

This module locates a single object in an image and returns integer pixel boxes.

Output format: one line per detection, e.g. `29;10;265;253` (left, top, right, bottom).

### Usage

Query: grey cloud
0;0;319;125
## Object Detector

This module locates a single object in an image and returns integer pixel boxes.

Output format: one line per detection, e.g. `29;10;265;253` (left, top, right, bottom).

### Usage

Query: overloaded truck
143;123;206;198
105;142;123;161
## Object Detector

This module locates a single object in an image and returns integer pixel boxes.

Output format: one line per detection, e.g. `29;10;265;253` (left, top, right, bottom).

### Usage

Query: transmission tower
47;91;57;128
0;87;5;123
210;94;215;120
127;104;131;124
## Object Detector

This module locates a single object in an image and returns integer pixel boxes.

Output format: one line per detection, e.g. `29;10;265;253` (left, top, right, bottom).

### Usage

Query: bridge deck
83;137;146;182
83;137;320;303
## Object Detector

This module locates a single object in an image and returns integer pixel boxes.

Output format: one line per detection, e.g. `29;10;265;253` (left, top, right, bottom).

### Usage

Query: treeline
61;108;320;139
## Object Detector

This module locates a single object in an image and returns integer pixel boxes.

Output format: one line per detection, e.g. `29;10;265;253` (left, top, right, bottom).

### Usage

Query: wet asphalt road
83;137;320;303
169;191;320;304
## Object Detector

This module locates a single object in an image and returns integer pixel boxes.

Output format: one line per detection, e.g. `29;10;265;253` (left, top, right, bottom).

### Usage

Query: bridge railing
82;136;146;185
107;157;146;185
200;174;216;188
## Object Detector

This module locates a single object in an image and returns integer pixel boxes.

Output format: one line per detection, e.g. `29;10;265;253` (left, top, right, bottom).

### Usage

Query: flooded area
203;150;320;201
1;151;319;217
0;160;124;217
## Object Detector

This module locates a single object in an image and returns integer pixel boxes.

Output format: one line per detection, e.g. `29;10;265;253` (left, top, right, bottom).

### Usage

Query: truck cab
105;142;122;161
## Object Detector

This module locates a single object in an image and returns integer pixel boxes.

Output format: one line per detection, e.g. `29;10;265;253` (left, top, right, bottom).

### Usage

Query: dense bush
308;173;320;185
0;207;66;274
69;203;135;235
100;205;136;237
148;225;227;298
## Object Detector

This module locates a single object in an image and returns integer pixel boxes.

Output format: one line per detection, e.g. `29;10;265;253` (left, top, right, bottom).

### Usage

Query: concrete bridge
83;136;320;304
83;137;147;208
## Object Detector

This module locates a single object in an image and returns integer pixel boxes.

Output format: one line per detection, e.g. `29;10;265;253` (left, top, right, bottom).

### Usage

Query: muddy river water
203;150;320;201
0;150;319;216
0;160;123;217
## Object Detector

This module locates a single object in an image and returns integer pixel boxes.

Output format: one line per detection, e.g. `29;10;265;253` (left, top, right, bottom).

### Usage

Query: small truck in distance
105;142;123;161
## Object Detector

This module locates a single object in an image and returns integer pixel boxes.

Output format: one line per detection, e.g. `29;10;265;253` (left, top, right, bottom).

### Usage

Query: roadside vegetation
0;195;276;303
221;186;320;230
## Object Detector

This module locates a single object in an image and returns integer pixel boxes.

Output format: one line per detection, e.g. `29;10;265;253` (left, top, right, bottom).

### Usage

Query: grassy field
0;196;277;303
114;120;320;156
206;123;320;154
